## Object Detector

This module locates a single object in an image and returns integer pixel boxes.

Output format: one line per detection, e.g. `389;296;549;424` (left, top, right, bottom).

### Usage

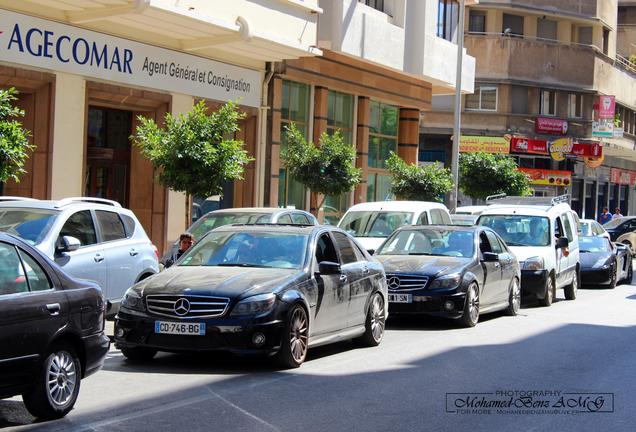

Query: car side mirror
318;261;341;275
556;237;569;249
58;235;81;253
482;252;499;262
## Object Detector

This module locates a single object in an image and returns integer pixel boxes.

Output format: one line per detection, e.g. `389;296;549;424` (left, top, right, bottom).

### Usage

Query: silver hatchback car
0;197;159;315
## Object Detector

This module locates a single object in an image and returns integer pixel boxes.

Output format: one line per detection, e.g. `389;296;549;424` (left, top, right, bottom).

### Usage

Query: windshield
580;222;592;236
376;228;474;258
179;231;308;269
477;215;550;247
189;212;271;240
579;236;611;253
338;211;413;238
602;217;628;229
0;208;58;245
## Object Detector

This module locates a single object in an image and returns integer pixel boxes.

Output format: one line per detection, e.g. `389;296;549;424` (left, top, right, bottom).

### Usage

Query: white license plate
388;293;412;303
154;321;206;336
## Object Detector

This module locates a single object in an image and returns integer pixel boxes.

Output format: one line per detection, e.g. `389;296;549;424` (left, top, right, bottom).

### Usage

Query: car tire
461;283;479;327
357;292;386;347
22;344;81;420
609;264;617;289
121;347;157;363
627;262;633;285
506;278;521;316
275;304;308;369
539;275;554;307
564;269;578;300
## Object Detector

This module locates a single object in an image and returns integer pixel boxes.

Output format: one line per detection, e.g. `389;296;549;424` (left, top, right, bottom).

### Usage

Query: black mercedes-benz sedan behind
374;225;520;327
0;233;109;420
115;224;387;368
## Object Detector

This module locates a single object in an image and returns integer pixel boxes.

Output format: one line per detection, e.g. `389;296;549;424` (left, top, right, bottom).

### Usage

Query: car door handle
94;254;104;263
362;267;370;274
129;249;138;257
494;262;500;268
339;274;348;282
46;303;61;316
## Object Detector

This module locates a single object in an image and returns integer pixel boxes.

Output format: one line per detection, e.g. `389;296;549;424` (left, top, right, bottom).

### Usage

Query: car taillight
152;244;159;260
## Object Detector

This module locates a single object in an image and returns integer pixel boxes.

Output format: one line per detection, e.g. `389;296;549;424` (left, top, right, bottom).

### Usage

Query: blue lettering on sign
5;23;134;74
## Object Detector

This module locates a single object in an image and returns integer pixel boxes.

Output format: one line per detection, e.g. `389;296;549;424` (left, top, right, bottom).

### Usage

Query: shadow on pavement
5;322;636;432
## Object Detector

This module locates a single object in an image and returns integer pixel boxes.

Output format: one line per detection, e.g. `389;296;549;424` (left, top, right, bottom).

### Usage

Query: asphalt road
2;278;636;432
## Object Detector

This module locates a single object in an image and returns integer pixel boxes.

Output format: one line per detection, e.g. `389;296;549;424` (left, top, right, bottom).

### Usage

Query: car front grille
146;295;230;319
385;273;429;291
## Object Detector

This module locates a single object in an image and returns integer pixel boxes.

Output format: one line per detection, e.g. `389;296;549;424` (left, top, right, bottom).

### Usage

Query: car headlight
121;288;144;311
429;273;462;290
230;293;277;317
522;256;545;271
593;259;610;269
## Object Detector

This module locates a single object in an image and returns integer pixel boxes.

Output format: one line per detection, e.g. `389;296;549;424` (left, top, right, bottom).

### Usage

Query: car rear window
96;211;127;242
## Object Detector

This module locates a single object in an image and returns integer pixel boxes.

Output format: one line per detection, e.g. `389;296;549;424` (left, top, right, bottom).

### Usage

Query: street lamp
448;0;465;212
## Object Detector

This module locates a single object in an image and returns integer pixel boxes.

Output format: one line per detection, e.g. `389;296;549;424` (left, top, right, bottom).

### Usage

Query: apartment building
0;0;320;251
265;0;475;223
422;0;636;219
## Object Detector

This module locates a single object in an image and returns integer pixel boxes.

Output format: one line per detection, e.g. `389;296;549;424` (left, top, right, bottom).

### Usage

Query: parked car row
1;195;633;421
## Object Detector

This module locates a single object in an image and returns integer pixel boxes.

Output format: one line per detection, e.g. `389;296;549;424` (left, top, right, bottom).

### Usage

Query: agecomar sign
0;9;261;107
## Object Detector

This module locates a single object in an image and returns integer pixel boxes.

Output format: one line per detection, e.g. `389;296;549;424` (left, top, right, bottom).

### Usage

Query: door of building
85;107;132;206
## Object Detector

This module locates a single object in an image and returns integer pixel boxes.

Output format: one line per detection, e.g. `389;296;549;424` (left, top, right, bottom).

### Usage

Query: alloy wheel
370;294;386;343
511;279;521;314
46;351;77;407
468;284;479;323
289;307;308;363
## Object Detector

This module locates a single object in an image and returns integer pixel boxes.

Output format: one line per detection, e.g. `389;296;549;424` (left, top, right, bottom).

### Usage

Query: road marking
206;387;282;432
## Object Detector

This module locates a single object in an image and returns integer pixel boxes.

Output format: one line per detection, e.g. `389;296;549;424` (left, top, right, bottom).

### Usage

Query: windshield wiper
503;241;525;246
408;252;435;256
216;263;273;268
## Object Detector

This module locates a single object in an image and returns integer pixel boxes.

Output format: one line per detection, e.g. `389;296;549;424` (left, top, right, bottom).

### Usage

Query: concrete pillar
557;20;572;44
486;10;502;34
165;93;194;244
354;96;370;204
398;108;420;164
50;72;85;199
310;86;329;218
269;77;283;207
404;0;427;74
524;16;537;38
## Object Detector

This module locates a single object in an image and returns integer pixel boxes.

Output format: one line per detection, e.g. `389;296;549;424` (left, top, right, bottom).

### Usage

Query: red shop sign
610;168;636;185
535;117;569;135
570;142;602;158
510;137;548;154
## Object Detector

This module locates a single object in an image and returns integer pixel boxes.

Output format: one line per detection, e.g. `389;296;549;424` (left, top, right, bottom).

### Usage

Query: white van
337;201;452;252
475;196;579;306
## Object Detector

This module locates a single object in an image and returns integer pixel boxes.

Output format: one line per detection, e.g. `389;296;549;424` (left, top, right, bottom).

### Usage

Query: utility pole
447;0;465;212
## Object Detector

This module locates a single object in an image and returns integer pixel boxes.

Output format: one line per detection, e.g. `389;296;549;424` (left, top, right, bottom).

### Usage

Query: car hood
133;266;304;299
580;252;611;268
354;237;388;252
375;255;469;276
507;246;550;263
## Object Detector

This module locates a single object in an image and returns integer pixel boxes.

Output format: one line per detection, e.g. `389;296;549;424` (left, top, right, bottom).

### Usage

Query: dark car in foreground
373;225;520;327
161;207;318;266
0;233;109;419
116;224;387;368
579;236;632;288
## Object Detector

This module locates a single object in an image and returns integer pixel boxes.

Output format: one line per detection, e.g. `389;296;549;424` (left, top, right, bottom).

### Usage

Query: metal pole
448;0;465;212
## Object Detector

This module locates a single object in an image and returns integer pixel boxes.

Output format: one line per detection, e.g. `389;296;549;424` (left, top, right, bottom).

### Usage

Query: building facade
0;0;320;252
422;0;636;219
266;0;476;223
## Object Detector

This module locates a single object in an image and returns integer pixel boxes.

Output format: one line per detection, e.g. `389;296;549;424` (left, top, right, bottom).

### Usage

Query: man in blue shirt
598;207;612;225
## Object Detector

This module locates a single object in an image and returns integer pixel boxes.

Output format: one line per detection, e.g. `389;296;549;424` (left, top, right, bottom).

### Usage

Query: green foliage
614;113;622;127
0;87;33;183
132;100;251;197
281;123;361;200
629;54;636;66
459;151;532;200
386;152;453;202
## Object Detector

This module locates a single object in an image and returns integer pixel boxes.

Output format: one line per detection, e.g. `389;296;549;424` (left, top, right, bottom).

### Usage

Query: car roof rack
55;197;122;208
0;196;38;202
485;193;507;201
486;194;570;207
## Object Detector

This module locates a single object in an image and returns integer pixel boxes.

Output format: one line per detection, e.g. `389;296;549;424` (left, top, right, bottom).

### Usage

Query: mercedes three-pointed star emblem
174;298;190;316
387;276;400;290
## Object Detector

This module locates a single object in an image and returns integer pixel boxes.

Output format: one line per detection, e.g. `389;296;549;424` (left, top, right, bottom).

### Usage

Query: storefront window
367;101;398;202
279;80;310;209
324;90;355;224
367;173;393;202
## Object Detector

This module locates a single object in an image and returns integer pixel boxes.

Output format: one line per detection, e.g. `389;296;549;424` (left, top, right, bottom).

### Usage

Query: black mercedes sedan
580;236;631;288
0;233;109;419
115;225;387;368
373;225;520;327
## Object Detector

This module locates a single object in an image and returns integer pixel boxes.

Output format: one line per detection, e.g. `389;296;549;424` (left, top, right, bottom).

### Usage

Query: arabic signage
535;117;568;135
459;136;510;153
510;137;603;159
610;168;636;185
584;155;604;169
519;168;572;186
0;10;261;107
548;138;573;161
592;96;615;138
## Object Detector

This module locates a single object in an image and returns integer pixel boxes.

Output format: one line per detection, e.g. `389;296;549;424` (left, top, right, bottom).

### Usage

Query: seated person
447;232;473;257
